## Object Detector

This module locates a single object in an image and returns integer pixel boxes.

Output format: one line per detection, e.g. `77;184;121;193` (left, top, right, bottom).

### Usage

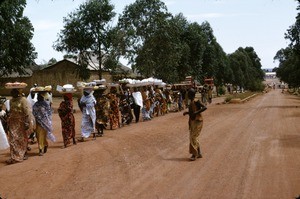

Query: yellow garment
36;124;48;150
188;99;204;156
189;120;203;156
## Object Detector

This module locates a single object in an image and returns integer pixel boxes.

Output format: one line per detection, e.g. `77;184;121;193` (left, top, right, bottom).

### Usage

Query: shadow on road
163;157;191;162
279;135;300;149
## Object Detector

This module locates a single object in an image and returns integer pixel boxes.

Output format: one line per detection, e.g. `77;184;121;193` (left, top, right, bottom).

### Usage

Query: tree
180;22;206;83
117;0;172;77
48;58;57;65
228;47;264;91
0;0;37;77
274;47;300;87
53;0;117;80
274;0;300;87
134;13;187;83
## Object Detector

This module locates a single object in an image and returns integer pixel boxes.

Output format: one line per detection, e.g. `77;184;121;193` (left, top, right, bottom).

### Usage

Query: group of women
0;81;188;165
0;84;56;164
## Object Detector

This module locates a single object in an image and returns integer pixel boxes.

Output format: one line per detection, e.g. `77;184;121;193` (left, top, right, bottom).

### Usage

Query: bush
218;86;226;95
248;80;265;92
224;96;233;103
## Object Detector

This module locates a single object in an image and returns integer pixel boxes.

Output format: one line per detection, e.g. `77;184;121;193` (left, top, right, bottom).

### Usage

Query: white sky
24;0;298;69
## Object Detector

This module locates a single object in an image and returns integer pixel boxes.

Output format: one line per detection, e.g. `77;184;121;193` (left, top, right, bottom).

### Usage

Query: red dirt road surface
0;89;300;199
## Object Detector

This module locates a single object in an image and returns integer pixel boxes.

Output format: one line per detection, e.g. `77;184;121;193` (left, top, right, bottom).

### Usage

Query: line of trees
274;0;300;88
2;0;268;92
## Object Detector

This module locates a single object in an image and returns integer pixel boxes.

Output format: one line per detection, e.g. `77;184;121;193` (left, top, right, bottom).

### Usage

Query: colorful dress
58;99;76;147
107;93;120;130
33;100;55;153
7;96;30;162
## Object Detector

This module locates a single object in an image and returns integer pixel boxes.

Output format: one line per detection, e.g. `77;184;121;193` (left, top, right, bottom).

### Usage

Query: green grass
224;91;258;103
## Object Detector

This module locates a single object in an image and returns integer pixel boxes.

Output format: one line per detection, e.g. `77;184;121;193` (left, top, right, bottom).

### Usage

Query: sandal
39;149;44;156
189;155;196;161
77;137;84;142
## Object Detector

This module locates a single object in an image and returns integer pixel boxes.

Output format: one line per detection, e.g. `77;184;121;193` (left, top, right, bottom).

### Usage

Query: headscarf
80;92;96;114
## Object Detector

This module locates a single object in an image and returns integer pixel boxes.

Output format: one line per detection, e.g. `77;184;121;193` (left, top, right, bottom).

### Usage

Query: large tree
228;47;264;91
117;0;172;77
181;22;206;83
0;0;36;77
274;47;300;87
274;0;300;87
54;0;117;80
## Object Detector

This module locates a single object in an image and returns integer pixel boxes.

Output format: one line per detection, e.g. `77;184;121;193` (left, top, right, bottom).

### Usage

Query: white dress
0;119;9;150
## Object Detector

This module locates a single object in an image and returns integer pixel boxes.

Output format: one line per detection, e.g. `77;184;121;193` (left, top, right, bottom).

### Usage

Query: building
0;59;134;96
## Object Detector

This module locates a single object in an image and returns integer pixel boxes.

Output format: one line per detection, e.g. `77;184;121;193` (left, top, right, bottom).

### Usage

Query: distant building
264;72;276;79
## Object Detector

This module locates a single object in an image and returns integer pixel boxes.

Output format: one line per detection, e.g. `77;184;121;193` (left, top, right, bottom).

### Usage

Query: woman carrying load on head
77;87;96;142
94;85;110;136
5;82;31;164
57;85;77;148
107;86;120;130
32;89;56;156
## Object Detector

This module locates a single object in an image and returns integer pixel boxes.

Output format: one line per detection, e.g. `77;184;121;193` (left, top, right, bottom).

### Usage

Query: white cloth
0;110;5;117
0;120;9;150
4;100;10;112
43;92;53;106
132;91;143;107
27;92;38;108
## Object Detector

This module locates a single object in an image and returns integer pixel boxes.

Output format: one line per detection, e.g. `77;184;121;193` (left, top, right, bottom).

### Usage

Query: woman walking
57;85;76;148
77;87;96;141
94;85;110;137
32;89;55;156
132;87;143;123
5;83;30;164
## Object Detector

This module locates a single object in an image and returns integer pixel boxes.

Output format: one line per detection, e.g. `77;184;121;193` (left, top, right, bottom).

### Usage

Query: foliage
227;47;264;91
117;0;173;79
53;0;118;80
118;1;229;85
0;0;36;77
274;47;300;87
274;0;300;87
217;85;226;95
48;58;57;65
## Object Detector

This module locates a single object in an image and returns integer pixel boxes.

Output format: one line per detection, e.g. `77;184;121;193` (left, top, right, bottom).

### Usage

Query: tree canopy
274;0;300;87
53;0;118;80
0;0;267;91
0;0;36;77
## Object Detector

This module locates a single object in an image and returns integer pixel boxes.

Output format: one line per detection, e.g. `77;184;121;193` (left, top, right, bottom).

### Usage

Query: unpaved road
0;89;300;199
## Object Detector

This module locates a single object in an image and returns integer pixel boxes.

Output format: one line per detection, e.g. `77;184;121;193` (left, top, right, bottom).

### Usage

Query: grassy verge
224;91;258;103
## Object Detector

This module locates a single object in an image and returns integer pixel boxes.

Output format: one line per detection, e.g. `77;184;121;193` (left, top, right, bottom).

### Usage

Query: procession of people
0;78;211;164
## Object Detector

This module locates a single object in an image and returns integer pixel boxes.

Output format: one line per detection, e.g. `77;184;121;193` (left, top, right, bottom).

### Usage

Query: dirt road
0;89;300;199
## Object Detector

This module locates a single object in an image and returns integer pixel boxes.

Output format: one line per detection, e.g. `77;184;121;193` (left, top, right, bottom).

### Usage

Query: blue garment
33;100;55;142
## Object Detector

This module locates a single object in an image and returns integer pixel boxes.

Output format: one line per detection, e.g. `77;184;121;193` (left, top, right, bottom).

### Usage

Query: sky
24;0;298;69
